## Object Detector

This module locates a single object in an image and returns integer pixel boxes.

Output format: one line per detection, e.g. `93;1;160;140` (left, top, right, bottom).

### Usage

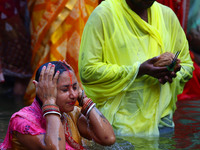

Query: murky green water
0;95;200;149
0;95;24;141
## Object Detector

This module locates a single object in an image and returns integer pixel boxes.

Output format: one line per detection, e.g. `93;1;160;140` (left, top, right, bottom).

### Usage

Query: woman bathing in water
0;60;115;150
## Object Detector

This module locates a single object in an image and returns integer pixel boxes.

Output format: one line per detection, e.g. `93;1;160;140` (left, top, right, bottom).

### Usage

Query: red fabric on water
178;52;200;100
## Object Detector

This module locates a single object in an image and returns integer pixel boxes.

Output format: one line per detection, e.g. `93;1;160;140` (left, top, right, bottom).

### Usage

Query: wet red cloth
178;52;200;100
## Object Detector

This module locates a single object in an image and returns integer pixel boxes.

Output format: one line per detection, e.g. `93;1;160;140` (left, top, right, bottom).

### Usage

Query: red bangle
42;103;59;107
81;98;94;116
82;98;92;110
42;104;60;116
42;105;59;111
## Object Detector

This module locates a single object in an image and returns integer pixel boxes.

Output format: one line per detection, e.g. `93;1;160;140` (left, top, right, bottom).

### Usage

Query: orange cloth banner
25;0;98;105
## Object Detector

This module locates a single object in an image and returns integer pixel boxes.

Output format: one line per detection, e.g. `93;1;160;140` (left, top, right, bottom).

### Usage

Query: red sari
178;51;200;100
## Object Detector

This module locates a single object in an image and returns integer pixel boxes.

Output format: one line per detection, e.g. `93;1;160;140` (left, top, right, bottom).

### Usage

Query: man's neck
126;0;148;22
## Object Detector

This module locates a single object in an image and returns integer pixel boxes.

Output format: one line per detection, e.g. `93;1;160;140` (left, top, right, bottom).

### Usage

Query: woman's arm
77;91;115;146
14;114;65;150
16;63;66;150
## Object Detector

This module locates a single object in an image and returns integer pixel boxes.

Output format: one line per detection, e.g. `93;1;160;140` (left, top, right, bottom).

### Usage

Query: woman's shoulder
11;100;42;120
9;102;45;135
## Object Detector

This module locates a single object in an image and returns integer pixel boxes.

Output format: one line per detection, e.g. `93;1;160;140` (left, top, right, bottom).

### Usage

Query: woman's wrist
42;103;61;118
42;99;57;106
81;98;96;118
82;97;90;106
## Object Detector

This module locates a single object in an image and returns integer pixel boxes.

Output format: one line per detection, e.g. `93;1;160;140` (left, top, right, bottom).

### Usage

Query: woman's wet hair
35;61;72;106
35;61;72;82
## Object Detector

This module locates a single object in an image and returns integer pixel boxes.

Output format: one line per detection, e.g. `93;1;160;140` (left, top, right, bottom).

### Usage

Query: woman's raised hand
60;59;75;72
33;63;60;104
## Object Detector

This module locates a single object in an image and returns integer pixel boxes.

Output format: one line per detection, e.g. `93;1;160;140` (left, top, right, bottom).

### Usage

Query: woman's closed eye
72;82;78;91
73;85;77;90
62;88;69;92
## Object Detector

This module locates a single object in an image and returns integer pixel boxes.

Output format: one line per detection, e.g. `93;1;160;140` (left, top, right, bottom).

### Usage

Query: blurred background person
187;0;200;64
0;0;32;99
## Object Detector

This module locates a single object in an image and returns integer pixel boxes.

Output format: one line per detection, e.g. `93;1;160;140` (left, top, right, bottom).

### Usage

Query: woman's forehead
59;71;77;82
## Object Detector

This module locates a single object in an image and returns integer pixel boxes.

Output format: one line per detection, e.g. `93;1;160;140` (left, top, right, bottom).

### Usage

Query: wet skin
56;71;79;113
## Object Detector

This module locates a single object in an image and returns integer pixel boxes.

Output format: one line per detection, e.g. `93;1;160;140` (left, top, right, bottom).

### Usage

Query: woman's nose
69;88;75;98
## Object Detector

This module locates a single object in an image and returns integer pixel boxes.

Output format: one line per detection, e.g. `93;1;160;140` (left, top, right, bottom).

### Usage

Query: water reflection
85;100;200;150
0;95;24;140
0;95;199;149
84;134;175;150
173;100;200;149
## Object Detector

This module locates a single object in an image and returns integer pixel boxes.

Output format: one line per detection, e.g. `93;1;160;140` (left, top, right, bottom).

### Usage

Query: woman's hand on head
33;63;60;104
61;59;75;72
